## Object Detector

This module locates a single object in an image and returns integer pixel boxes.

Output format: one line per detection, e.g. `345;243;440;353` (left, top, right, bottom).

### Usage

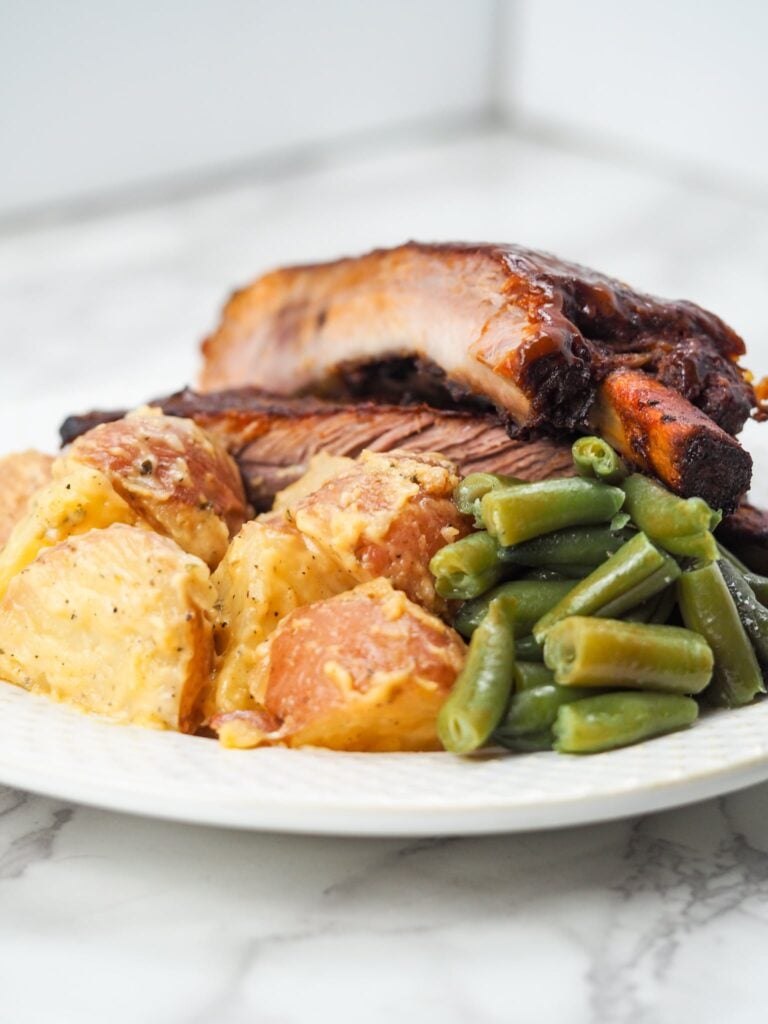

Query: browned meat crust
594;371;752;512
60;389;575;512
718;504;768;574
197;242;755;509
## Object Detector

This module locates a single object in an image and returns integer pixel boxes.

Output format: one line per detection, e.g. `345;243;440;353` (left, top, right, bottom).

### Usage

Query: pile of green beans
432;435;768;757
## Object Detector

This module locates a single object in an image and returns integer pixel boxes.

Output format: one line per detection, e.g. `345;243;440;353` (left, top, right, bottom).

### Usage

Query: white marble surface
1;129;768;1023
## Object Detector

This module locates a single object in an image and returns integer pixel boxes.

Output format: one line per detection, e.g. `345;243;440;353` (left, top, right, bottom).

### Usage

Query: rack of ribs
198;242;756;512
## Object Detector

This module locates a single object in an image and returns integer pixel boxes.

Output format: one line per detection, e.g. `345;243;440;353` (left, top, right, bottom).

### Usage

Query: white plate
1;686;768;835
0;420;765;836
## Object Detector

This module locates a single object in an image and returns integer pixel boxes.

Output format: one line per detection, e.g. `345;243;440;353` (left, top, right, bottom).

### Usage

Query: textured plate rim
2;686;768;836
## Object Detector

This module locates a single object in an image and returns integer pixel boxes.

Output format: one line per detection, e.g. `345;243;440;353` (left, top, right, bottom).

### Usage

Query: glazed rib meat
60;388;576;512
199;242;755;511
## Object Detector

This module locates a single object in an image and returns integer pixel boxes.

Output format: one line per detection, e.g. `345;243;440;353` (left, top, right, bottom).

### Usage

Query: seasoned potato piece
0;461;142;599
66;409;248;567
292;449;470;612
0;524;215;731
272;452;354;512
0;450;54;549
210;516;357;715
213;578;466;751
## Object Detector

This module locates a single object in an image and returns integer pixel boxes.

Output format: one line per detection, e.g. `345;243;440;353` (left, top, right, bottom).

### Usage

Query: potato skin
0;450;54;550
213;578;466;751
0;524;215;731
292;449;470;613
67;409;249;567
209;516;356;715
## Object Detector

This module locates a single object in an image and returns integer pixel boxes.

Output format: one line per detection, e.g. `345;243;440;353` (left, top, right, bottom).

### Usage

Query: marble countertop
1;129;767;1024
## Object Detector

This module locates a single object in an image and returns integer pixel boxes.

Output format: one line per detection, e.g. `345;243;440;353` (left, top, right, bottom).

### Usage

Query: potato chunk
291;449;470;612
210;516;357;715
67;409;249;567
213;578;466;751
272;452;354;512
0;524;215;731
0;450;54;550
0;461;141;599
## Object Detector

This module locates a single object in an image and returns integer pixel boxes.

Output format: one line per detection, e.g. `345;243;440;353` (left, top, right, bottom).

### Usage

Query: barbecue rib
199;242;754;511
60;389;576;512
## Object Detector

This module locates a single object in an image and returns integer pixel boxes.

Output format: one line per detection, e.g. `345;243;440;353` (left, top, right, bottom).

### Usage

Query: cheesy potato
66;409;249;567
209;515;357;715
213;578;466;751
0;410;249;601
0;524;215;731
0;450;54;550
272;452;354;511
0;460;142;600
0;433;472;754
291;449;470;613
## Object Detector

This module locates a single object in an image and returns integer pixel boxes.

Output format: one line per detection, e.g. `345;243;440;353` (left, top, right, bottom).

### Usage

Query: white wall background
504;0;768;195
2;1;767;217
0;0;496;216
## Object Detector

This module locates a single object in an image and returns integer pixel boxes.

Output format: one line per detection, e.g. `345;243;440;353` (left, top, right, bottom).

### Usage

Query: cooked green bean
621;473;721;561
623;587;676;624
522;568;571;582
543;617;713;693
657;532;718;560
716;541;750;573
553;692;698;754
513;661;556;691
648;586;677;624
497;730;553;753
719;560;768;669
455;472;522;520
480;478;625;547
430;531;507;600
622;585;675;622
597;554;681;618
533;532;668;642
677;561;764;707
437;595;516;754
499;525;634;568
572;436;628;484
540;563;597;579
516;635;545;662
717;543;768;606
495;683;596;745
748;575;768;605
454;579;575;638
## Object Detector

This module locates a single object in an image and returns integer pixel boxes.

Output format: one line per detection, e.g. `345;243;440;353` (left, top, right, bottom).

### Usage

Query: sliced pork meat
197;242;755;510
60;389;576;512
